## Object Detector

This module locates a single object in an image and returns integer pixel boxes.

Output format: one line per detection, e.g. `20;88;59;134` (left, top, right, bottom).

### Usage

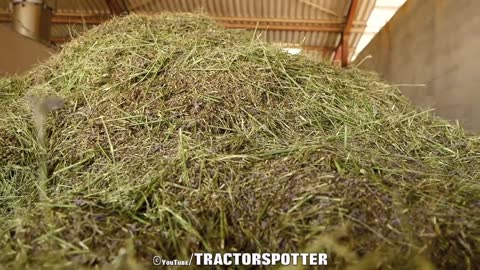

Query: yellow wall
0;24;53;76
355;0;480;133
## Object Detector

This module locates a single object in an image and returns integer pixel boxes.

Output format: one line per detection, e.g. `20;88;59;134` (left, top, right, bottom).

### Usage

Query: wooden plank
222;22;342;32
0;12;369;32
341;0;359;66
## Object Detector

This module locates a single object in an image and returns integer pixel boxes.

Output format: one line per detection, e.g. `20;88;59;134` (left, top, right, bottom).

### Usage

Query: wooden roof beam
0;13;346;32
0;12;369;33
275;44;355;53
334;0;359;67
223;23;342;32
2;11;366;26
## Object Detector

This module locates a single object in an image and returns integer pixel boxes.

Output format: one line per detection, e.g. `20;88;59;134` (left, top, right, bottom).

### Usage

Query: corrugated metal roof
0;0;376;62
52;0;110;15
131;0;347;19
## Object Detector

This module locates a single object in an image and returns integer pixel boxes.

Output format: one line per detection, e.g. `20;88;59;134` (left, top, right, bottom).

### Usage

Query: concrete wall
0;24;53;76
355;0;480;132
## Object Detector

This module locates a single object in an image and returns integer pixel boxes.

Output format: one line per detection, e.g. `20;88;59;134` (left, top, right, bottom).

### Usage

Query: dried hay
0;14;479;269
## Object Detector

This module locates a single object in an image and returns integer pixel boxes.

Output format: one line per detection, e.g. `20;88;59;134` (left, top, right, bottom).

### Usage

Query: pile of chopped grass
1;13;479;270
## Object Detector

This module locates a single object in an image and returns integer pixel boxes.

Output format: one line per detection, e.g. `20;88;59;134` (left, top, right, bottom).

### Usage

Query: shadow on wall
354;0;480;133
0;24;54;76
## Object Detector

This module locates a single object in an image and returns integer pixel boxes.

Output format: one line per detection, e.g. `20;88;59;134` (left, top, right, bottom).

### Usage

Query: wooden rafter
334;0;359;67
276;44;355;53
55;13;367;26
0;12;366;31
222;23;342;32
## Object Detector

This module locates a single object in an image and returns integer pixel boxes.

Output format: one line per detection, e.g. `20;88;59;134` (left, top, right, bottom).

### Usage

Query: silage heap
0;14;479;269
